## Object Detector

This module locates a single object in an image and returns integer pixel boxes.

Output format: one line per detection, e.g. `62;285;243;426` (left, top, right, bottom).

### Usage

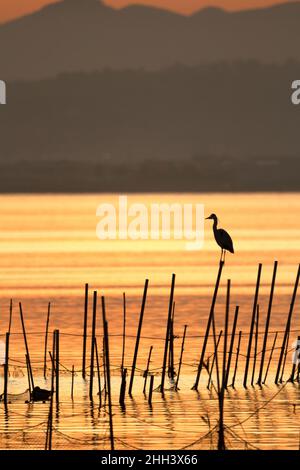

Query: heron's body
206;214;234;262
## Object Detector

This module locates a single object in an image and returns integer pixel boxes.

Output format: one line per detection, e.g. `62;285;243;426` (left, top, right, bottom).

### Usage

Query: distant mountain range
1;0;300;79
1;61;300;192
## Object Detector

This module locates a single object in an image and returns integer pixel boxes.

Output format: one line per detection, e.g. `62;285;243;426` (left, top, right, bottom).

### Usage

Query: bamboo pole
3;332;9;406
168;301;175;381
275;264;300;384
207;330;223;390
55;329;59;404
95;338;102;406
82;283;89;380
160;274;176;393
119;368;127;408
101;296;114;450
263;331;278;384
231;331;242;388
251;305;259;386
143;346;153;394
148;375;154;406
225;306;239;389
121;292;126;373
222;280;230;388
102;337;107;396
128;279;149;396
243;263;262;388
19;303;34;390
71;365;75;400
192;261;224;390
89;291;97;400
175;325;187;391
25;354;32;399
257;261;277;385
43;302;51;380
279;330;290;383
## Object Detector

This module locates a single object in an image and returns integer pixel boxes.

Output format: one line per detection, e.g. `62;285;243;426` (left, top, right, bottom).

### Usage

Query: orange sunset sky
0;0;296;23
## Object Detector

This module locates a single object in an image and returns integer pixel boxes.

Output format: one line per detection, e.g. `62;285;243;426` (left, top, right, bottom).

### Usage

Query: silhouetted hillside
1;0;300;79
0;61;300;192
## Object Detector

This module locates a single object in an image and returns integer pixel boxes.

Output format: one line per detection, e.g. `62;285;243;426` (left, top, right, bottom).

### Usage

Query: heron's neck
213;219;218;231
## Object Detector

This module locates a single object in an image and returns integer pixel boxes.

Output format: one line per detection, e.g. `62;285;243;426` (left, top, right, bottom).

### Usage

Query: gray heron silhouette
206;213;234;262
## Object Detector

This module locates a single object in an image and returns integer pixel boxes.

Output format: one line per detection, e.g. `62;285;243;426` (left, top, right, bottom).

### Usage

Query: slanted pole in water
192;261;224;390
55;329;60;403
95;338;102;406
148;375;154;406
102;337;107;396
231;330;242;388
279;330;290;383
102;296;114;450
121;292;126;373
222;280;230;389
119;368;127;408
25;354;32;398
128;279;149;396
89;291;97;400
243;263;262;388
3;332;10;406
257;261;277;385
71;365;75;400
43;302;51;380
207;330;223;390
19;302;34;390
82;283;89;380
225;306;239;389
143;345;153;394
161;274;176;393
251;305;259;386
263;331;278;384
175;325;187;391
275;264;300;384
168;301;176;381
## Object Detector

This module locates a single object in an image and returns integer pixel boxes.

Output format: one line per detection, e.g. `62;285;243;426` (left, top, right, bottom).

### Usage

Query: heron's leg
220;249;223;263
224;250;226;263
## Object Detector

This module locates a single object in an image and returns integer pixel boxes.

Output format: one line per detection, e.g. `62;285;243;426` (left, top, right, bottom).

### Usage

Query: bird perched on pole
206;213;234;262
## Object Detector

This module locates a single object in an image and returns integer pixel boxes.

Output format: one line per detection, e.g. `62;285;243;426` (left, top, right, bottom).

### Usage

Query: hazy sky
0;0;295;23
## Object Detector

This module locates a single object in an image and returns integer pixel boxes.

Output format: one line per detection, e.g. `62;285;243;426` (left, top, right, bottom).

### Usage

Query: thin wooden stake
251;305;259;386
102;296;114;450
148;375;154;406
160;274;176;393
263;331;278;384
121;292;126;373
19;303;34;390
128;279;149;396
143;346;153;394
222;280;230;389
71;365;75;400
225;306;239;389
168;301;176;380
231;331;242;388
175;325;187;391
243;263;262;388
95;338;102;406
279;330;290;383
43;302;51;380
119;368;127;408
102;337;107;396
257;261;277;385
55;329;59;403
207;330;223;390
89;291;97;400
275;264;300;384
192;261;224;390
3;332;10;406
82;283;89;380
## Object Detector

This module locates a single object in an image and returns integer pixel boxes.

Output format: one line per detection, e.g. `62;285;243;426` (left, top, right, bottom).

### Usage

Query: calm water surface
0;193;300;449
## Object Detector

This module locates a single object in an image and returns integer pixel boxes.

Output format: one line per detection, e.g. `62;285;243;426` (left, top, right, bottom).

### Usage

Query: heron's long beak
205;216;211;220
